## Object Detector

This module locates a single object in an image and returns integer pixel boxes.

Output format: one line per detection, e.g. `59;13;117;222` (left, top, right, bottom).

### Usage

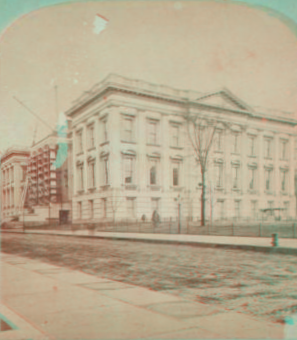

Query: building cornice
65;74;297;127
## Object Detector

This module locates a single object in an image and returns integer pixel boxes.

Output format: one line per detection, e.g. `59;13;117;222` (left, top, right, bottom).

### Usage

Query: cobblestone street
2;233;297;325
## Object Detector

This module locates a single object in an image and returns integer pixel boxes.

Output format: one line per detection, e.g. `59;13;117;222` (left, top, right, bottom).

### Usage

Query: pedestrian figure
152;210;160;229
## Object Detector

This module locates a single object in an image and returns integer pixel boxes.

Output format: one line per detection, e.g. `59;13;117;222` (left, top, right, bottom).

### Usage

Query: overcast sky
1;1;297;152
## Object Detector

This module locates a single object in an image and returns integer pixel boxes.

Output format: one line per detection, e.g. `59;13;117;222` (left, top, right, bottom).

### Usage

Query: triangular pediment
196;89;251;112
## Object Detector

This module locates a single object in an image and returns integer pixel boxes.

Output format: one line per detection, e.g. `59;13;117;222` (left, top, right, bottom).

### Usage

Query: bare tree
187;113;217;226
109;188;124;223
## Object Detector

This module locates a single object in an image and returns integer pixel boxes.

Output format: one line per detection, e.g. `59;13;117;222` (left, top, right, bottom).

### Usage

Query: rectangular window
284;201;290;219
148;120;158;145
11;167;14;183
264;139;272;158
77;202;82;219
217;200;224;220
249;168;256;190
76;130;83;154
102;198;107;218
77;165;84;191
89;200;94;219
11;188;14;206
280;140;288;160
248;136;255;156
123;117;134;142
101;118;108;143
232;166;239;189
216;131;223;151
232;134;239;153
265;169;272;191
172;162;180;186
149;159;158;185
251;201;258;219
88;162;96;188
127;198;136;218
235;200;241;219
280;170;288;192
124;157;134;184
268;201;274;216
87;124;95;149
215;163;223;188
102;158;109;185
21;166;26;182
171;125;179;147
151;198;160;213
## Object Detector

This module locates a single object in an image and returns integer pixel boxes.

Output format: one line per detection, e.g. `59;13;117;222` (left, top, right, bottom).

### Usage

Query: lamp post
175;194;182;234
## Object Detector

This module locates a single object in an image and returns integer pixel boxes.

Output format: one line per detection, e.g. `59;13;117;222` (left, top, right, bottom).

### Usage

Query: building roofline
65;74;297;127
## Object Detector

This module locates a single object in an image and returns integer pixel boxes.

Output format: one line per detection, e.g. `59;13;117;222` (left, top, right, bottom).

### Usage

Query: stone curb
3;230;297;256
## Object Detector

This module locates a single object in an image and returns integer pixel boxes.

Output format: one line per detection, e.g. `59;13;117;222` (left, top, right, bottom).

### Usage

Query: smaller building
1;146;30;220
25;132;72;224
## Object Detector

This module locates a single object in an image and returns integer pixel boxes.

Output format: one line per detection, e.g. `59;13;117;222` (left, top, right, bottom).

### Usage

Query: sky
1;0;297;151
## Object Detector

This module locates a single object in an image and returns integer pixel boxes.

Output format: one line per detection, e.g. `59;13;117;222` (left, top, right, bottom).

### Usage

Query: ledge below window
170;146;183;150
171;186;183;192
264;190;274;195
100;141;109;147
248;190;258;195
100;185;110;191
121;140;136;144
77;190;85;195
147;143;161;147
280;191;288;196
148;185;161;191
124;184;137;190
88;187;97;193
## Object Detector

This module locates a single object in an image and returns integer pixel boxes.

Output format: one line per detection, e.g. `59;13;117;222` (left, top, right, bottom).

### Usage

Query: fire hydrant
272;233;279;247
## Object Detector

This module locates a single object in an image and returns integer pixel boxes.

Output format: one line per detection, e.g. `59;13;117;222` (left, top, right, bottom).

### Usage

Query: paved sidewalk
0;252;286;339
4;228;297;254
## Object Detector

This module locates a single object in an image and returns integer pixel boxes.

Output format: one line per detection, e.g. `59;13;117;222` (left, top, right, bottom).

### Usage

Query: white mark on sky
285;314;297;339
93;14;109;35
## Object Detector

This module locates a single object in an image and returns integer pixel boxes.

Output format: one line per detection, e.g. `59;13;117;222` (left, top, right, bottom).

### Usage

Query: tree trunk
201;170;205;226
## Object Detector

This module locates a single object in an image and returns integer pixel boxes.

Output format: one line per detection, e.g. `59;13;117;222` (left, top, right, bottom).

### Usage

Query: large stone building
64;74;297;223
1;146;30;220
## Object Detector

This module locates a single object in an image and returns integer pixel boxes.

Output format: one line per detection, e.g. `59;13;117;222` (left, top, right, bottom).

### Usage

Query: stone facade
64;74;297;223
1;146;30;220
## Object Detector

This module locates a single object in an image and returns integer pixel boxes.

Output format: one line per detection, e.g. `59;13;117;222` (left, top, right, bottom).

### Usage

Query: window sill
280;191;288;196
248;155;257;158
100;185;110;190
148;185;161;191
87;147;96;152
147;143;161;147
264;190;274;195
231;152;240;156
215;187;224;191
100;141;109;147
124;184;137;190
76;152;84;156
171;186;183;191
121;140;136;144
264;157;273;160
232;188;241;193
170;146;183;150
77;190;85;195
248;190;258;195
214;150;223;154
88;187;97;192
